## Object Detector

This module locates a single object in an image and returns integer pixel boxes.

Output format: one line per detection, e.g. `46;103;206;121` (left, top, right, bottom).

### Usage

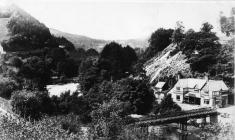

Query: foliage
0;115;87;139
54;36;75;51
2;12;57;52
143;28;173;60
0;75;19;99
51;91;82;115
98;42;137;81
195;122;235;140
18;56;52;90
90;99;126;139
115;77;155;115
85;81;115;107
210;38;234;88
154;94;181;115
8;56;23;68
179;23;221;73
57;59;78;78
219;8;235;36
50;47;66;62
11;90;54;120
86;48;99;57
171;21;185;44
78;57;97;75
79;65;100;92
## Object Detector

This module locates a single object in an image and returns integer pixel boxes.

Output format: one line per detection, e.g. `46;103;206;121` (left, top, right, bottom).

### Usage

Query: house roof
155;82;166;89
175;78;207;89
168;78;229;94
202;80;229;92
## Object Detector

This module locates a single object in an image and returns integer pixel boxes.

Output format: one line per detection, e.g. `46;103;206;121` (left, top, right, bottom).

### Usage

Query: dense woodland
0;7;234;139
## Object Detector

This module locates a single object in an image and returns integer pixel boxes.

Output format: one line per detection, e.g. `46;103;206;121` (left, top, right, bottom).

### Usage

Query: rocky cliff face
144;43;191;83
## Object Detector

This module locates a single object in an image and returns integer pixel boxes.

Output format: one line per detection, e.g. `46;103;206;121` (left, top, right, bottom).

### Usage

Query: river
145;124;201;140
46;83;81;97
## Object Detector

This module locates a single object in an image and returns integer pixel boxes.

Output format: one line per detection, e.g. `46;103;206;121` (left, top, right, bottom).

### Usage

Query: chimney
204;73;209;82
177;73;181;81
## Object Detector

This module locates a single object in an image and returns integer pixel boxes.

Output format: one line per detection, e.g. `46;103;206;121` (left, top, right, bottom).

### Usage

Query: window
176;95;180;101
204;91;209;94
213;91;220;96
176;87;180;91
204;99;210;104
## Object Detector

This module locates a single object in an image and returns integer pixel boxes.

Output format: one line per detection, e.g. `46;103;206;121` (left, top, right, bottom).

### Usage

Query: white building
168;78;229;108
152;82;166;103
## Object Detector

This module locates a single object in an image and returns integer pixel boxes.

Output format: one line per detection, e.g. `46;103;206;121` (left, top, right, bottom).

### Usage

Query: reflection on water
158;126;200;140
137;125;201;140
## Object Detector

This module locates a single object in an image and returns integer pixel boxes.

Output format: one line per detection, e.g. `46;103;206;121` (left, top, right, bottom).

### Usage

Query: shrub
8;56;23;68
154;94;182;115
0;115;86;139
11;90;53;120
0;76;19;99
90;99;125;139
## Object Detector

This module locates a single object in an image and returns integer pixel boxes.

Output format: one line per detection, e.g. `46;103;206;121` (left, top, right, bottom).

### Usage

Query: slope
144;43;191;83
50;28;108;51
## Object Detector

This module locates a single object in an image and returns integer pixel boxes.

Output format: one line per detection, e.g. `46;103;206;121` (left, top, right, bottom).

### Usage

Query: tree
123;45;138;72
79;57;97;75
54;36;75;51
144;28;173;60
50;48;66;62
79;65;99;92
98;42;137;81
18;56;52;90
0;75;19;99
86;48;99;57
179;22;221;73
201;22;213;33
99;42;124;80
57;59;78;78
115;78;155;115
91;99;125;139
171;21;185;45
154;94;181;115
219;8;235;36
11;90;43;120
2;12;58;52
8;56;23;68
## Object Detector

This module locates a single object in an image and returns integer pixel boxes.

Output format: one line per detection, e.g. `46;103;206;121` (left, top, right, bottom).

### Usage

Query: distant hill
0;4;148;53
50;28;108;52
116;38;148;49
50;28;148;51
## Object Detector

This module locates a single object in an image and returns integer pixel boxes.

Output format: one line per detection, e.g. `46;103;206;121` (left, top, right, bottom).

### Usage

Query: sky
0;0;234;40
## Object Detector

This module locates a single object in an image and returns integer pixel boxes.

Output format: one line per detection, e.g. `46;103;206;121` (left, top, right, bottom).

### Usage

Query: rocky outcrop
144;43;191;83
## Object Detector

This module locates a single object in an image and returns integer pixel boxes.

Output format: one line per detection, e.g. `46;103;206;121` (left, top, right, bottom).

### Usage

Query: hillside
50;28;148;51
116;38;148;49
0;5;147;53
144;33;234;85
144;43;191;83
50;28;108;51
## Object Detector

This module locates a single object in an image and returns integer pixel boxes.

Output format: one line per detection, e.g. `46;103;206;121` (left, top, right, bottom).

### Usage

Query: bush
8;56;23;68
0;76;19;99
115;77;155;115
90;99;125;139
154;94;181;115
11;90;53;120
0;115;86;139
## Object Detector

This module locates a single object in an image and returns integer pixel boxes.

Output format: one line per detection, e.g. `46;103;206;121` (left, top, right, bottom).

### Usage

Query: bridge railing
137;107;217;122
